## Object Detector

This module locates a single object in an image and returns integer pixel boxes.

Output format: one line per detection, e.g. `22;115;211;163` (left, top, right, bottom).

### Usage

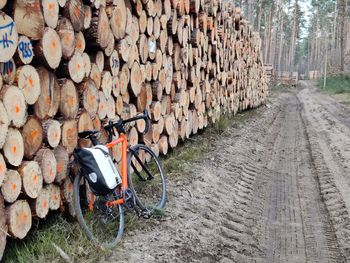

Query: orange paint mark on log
11;183;17;190
53;193;58;201
51;40;57;50
28;77;33;87
64;35;71;44
76;63;81;70
73;6;80;17
77;42;82;50
42;200;47;208
31;129;38;140
115;15;121;25
88;95;95;105
0;164;4;173
21;212;28;224
67;96;75;107
57;161;63;173
67;128;74;137
54;132;59;141
15;105;20;114
49;169;54;178
33;174;39;184
12;146;17;154
48;3;54;10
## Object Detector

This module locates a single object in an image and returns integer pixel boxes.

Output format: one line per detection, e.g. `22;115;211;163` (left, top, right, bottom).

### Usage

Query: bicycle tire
128;144;167;211
73;172;124;249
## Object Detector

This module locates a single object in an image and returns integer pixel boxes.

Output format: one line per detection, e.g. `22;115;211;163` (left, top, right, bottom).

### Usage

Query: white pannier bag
74;145;121;196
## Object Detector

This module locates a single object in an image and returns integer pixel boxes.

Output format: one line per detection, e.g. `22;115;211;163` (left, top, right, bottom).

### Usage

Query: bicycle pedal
141;209;151;219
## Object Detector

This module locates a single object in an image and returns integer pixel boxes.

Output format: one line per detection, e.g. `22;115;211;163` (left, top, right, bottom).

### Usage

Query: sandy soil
110;81;350;262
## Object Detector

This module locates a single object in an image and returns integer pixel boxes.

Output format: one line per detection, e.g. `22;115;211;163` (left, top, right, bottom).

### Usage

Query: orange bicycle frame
104;133;128;207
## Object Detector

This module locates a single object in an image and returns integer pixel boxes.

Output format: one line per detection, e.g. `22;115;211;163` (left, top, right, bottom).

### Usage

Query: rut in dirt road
257;92;339;262
112;82;349;262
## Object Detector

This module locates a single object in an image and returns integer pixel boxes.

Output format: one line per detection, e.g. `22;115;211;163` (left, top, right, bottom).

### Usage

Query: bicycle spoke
128;145;166;211
73;173;124;248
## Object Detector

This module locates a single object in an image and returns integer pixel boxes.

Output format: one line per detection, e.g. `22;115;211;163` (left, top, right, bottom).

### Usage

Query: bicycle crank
123;188;136;210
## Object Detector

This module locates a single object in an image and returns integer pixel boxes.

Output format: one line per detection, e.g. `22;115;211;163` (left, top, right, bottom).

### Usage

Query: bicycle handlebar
104;110;150;140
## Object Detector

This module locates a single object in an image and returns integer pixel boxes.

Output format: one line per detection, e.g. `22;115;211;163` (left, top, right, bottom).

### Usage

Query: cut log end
31;187;50;219
54;145;69;184
40;27;62;69
43;119;61;148
3;128;24;167
6;200;32;239
1;170;21;203
1;85;27;128
22;117;43;159
34;149;57;184
47;184;61;210
0;12;18;62
15;65;40;105
19;161;43;199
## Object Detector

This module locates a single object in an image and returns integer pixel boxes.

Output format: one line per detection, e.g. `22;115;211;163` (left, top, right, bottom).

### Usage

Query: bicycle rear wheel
128;144;167;212
73;172;124;249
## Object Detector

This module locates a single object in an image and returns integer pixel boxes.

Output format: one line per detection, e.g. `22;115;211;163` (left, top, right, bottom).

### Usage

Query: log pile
0;0;268;257
263;64;273;82
276;71;298;86
309;70;321;80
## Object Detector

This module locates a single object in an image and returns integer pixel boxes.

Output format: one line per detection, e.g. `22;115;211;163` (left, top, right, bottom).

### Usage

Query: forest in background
234;0;350;76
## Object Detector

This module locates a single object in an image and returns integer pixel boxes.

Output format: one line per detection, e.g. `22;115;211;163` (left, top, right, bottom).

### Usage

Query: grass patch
317;74;350;104
3;213;105;263
3;211;144;263
318;74;350;94
3;109;259;263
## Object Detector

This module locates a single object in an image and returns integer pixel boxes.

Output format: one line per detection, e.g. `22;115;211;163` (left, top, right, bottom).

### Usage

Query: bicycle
72;110;167;248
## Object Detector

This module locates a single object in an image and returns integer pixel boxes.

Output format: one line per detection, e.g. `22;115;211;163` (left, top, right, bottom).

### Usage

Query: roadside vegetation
317;75;350;103
3;109;258;263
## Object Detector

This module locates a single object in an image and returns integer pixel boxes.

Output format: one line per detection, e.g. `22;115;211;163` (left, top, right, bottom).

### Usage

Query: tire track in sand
112;89;342;262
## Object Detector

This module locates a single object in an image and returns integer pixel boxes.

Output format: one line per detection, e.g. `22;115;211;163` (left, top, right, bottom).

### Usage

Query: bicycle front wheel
128;144;167;212
73;172;124;249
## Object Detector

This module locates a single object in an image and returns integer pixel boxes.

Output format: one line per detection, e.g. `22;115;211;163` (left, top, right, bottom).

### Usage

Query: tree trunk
340;0;347;71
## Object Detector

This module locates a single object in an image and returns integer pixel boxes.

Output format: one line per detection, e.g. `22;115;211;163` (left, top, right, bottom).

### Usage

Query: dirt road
112;81;350;262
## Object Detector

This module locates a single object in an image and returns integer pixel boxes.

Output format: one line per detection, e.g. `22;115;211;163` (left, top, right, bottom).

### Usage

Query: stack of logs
0;0;268;258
